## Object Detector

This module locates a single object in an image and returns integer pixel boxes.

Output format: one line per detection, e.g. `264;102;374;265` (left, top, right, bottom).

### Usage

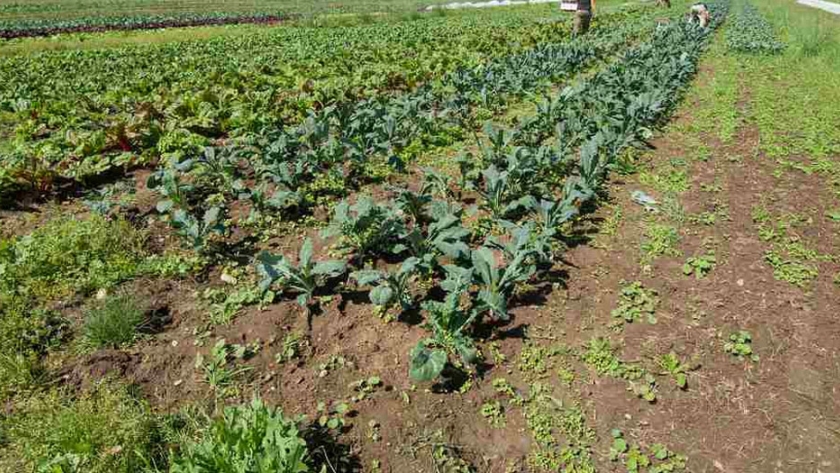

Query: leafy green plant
724;330;759;362
397;210;470;271
83;294;146;348
409;289;479;383
195;339;254;397
351;258;419;314
171;398;309;473
256;238;346;308
611;281;658;325
480;401;506;428
682;251;716;279
170;207;226;253
321;196;405;261
471;245;536;321
475;165;534;223
658;353;688;389
146;163;194;213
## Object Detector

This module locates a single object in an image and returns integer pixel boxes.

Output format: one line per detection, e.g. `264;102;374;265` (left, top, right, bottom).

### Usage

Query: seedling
683;251;716;279
658;353;688;389
317;401;350;430
195;339;254;397
256;237;346;309
724;331;759;362
350;376;382;402
480;401;506;428
275;332;304;364
611;281;658;325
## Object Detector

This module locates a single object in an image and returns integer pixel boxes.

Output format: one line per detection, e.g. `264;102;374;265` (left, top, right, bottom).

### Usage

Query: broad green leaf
409;344;446;382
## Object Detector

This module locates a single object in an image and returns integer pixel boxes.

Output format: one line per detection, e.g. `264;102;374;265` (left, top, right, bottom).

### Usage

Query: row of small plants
726;0;784;54
0;12;290;39
147;2;728;385
0;5;652;201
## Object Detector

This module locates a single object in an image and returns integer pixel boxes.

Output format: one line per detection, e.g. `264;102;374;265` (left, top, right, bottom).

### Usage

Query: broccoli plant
256;238;346;308
409;288;480;383
397;211;471;272
237;182;305;221
351;257;419;314
393;188;432;225
476;165;535;223
528;180;588;239
146;163;194;213
321;196;405;262
471;245;536;321
170;207;226;253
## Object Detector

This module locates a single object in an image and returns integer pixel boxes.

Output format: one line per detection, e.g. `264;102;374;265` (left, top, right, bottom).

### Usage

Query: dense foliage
727;1;784;53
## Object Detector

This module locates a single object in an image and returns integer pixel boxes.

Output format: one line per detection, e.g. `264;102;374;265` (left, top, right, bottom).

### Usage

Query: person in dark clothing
573;0;594;36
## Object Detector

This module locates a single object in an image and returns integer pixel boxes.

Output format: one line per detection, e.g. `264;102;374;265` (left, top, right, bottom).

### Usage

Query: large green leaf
409;343;447;382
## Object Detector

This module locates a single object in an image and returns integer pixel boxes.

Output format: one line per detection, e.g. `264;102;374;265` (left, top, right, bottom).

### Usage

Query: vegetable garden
3;0;839;470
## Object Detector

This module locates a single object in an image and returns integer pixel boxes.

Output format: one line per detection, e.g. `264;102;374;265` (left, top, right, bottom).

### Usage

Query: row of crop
0;12;292;39
143;2;727;384
0;6;654;201
726;0;784;54
0;8;575;197
138;12;656;243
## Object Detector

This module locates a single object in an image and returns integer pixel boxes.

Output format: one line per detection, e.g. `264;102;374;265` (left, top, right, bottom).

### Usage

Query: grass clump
0;382;161;473
83;294;147;349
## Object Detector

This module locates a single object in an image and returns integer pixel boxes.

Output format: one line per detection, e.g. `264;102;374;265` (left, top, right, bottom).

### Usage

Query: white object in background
797;0;840;15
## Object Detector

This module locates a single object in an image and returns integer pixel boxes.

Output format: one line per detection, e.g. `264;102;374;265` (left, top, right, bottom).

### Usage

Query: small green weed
638;168;689;194
0;382;160;473
611;281;659;326
764;248;819;287
682;251;716;279
275;331;304;364
349;376;382;402
195;339;255;398
609;430;688;472
480;400;506;428
724;331;759;362
641;223;680;264
317;401;350;430
582;338;656;402
658;353;688;389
